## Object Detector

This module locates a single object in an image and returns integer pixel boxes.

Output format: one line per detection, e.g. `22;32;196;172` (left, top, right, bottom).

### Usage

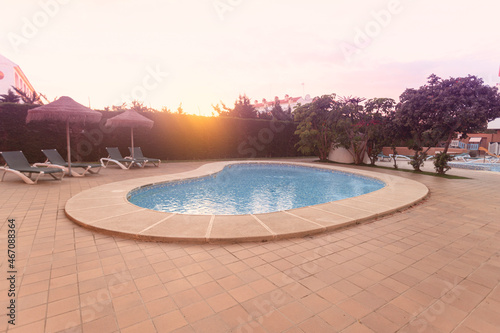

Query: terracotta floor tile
133;274;162;290
217;274;246;290
278;300;314;324
46;295;80;317
282;327;306;333
80;301;115;323
190;315;230;333
460;314;500;333
449;289;485;313
18;291;49;310
218;305;252;329
248;278;277;295
367;282;400;302
318;305;355;331
195;281;225;299
299;316;337;333
427;304;468;332
342;321;376;333
181;300;214;322
82;314;118;333
337;298;372;319
153;310;188;332
13;304;46;326
282;282;311;300
5;320;46;333
115;304;150;329
111;291;143;312
316;285;349;304
119;319;157;333
172;288;202;308
78;277;108;295
45;309;81;333
206;292;238;312
299;293;331;313
17;279;50;297
229;285;259;303
139;284;169;303
376;303;412;326
186;271;213;287
258;310;294;332
165;278;193;295
145;297;178;318
361;312;401;333
331;279;363;296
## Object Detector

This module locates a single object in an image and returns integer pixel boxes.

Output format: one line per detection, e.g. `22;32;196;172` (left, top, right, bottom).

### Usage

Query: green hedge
0;103;302;163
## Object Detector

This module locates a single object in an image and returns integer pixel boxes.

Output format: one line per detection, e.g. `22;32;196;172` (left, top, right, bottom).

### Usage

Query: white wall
328;147;370;164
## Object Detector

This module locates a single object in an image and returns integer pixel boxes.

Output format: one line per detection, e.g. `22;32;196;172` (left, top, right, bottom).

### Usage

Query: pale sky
1;0;499;116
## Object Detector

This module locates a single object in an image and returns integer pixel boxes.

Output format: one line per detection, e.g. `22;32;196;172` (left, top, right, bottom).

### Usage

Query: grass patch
315;160;470;179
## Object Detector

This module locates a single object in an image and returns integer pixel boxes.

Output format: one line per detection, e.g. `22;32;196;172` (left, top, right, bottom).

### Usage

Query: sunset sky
2;0;499;116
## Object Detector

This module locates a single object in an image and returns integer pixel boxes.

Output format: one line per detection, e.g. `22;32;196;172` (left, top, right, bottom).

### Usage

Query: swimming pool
128;163;386;215
65;161;429;242
449;161;500;172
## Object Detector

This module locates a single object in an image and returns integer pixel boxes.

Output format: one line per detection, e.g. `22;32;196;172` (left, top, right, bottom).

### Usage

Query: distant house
0;54;36;100
253;94;314;115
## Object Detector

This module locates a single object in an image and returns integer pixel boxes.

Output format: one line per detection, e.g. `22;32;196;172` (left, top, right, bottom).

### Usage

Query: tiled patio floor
1;158;499;333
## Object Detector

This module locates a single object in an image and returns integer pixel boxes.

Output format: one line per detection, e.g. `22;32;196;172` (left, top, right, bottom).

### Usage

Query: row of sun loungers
377;154;435;161
453;150;500;163
101;147;161;169
0;147;160;185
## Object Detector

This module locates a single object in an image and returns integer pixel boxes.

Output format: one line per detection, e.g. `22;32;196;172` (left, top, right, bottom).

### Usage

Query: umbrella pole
131;127;134;158
66;119;72;177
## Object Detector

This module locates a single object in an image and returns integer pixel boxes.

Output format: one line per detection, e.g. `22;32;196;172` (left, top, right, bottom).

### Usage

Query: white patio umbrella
104;110;154;158
26;96;102;176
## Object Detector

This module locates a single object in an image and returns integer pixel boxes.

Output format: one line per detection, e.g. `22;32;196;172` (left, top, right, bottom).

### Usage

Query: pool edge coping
64;160;429;243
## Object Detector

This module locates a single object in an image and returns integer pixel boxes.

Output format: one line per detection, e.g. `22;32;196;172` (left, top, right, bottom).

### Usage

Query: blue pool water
449;162;500;172
128;164;385;215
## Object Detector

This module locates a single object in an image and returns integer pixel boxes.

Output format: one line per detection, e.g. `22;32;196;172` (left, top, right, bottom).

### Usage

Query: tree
396;74;500;173
396;83;447;171
335;96;369;165
427;75;500;173
0;89;20;103
212;101;232;117
160;106;172;113
105;102;127;111
177;102;184;115
363;98;396;165
384;111;409;169
294;94;339;161
271;97;292;121
11;86;45;104
131;100;150;112
232;94;257;118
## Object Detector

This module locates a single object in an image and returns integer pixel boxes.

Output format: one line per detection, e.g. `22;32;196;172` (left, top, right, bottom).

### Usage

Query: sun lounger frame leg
1;167;41;185
100;158;134;170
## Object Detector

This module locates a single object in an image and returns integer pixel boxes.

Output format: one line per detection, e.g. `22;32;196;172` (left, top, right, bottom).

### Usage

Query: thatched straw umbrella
105;110;154;158
26;96;102;176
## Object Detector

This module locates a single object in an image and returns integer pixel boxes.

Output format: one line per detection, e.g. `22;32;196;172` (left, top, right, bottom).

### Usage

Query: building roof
0;54;18;67
0;53;36;95
488;117;500;130
253;96;303;108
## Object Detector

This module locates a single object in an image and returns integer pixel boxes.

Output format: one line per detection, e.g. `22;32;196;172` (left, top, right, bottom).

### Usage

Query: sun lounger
377;153;391;162
453;153;471;162
129;147;161;167
37;149;102;177
0;151;65;184
389;154;412;160
100;147;143;169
